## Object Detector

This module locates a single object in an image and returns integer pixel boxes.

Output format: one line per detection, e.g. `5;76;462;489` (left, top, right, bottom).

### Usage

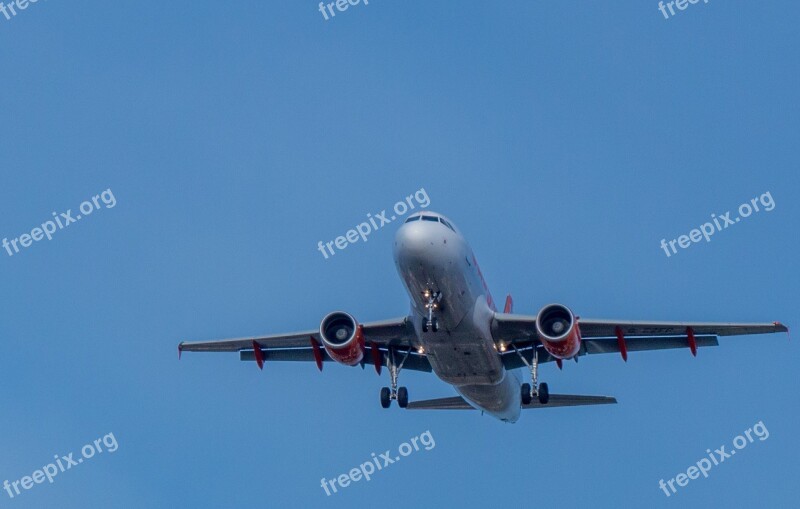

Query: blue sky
0;1;798;507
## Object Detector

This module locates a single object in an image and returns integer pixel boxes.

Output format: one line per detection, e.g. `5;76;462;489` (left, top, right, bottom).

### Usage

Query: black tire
432;318;439;332
397;387;409;408
380;387;391;408
422;319;429;333
521;383;532;405
538;382;550;405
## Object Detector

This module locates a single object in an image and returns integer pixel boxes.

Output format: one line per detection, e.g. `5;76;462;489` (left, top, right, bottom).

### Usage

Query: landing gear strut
514;346;550;405
380;348;410;408
421;290;441;333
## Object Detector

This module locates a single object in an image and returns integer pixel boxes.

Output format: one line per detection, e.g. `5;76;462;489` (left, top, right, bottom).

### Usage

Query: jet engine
536;304;581;359
320;311;365;366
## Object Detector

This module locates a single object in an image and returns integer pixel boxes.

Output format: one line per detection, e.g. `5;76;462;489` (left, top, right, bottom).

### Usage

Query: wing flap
238;347;433;372
491;313;787;352
583;334;719;354
501;335;720;370
579;319;788;338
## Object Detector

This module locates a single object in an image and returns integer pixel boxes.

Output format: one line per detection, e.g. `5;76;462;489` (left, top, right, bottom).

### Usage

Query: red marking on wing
310;337;324;372
371;342;382;376
252;340;265;370
615;326;628;362
686;327;697;357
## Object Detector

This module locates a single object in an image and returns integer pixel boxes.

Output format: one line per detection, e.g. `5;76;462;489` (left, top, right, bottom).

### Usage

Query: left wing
179;316;414;352
178;316;432;372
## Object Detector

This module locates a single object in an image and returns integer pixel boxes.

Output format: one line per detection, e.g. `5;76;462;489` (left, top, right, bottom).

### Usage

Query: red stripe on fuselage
472;254;496;311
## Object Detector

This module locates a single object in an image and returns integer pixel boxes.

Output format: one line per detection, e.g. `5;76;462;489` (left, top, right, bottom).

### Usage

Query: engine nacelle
319;311;365;366
536;304;581;359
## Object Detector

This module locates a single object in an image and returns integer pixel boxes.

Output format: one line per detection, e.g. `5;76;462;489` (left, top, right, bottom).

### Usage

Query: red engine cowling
320;311;365;366
536;304;581;359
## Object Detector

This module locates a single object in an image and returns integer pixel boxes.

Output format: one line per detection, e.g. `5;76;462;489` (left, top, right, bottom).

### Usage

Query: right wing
492;313;788;367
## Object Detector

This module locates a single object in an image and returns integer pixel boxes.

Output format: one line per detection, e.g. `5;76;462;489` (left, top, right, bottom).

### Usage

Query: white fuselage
393;212;521;422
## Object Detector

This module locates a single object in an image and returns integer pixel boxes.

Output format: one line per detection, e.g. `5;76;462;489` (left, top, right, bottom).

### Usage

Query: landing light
417;346;425;354
499;343;507;353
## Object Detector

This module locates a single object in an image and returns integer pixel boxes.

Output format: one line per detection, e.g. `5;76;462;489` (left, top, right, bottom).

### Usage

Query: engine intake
536;304;581;359
320;311;365;366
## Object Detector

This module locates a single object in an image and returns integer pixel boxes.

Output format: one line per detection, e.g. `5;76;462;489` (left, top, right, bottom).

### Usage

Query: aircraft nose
393;220;432;261
393;218;457;267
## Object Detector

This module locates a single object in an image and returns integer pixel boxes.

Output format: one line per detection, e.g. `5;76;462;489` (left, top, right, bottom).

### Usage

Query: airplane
178;211;788;422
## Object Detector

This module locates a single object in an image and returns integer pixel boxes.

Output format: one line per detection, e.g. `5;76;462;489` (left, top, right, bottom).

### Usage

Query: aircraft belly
425;335;504;385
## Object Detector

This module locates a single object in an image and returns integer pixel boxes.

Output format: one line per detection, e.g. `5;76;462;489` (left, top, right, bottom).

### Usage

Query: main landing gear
421;289;442;333
380;348;410;409
515;346;550;405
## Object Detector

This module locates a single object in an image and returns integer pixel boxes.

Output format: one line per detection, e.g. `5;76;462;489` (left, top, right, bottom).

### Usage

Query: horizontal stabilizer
406;396;474;410
522;394;617;408
406;394;617;410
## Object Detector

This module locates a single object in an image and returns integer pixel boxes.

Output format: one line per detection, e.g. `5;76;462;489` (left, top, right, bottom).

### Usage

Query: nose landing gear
421;290;442;333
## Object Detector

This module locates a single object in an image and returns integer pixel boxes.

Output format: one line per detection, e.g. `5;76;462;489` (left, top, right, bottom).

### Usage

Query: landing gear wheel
431;318;439;332
521;383;532;405
397;387;409;408
422;319;429;333
380;387;391;408
538;382;550;404
513;345;548;404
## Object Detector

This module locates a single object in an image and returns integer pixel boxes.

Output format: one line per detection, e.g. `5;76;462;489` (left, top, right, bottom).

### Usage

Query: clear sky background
1;1;798;507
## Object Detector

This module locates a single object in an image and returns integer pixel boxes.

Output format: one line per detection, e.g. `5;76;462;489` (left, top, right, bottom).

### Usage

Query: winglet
371;342;382;376
775;321;790;340
252;341;265;370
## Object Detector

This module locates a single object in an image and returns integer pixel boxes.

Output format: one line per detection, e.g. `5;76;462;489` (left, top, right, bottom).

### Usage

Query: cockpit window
405;215;420;223
439;218;456;232
421;216;438;222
